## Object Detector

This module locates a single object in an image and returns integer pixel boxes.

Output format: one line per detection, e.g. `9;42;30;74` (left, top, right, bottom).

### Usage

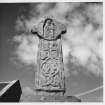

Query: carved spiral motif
40;59;61;87
41;40;50;50
41;59;60;77
40;51;49;60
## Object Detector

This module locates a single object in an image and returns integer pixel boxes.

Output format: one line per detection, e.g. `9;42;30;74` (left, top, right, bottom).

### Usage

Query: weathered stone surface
42;96;81;102
21;94;81;102
0;80;22;102
31;16;66;95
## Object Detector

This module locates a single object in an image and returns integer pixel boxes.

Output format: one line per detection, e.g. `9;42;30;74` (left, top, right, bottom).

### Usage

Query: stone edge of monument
0;80;22;102
21;94;81;102
39;95;81;102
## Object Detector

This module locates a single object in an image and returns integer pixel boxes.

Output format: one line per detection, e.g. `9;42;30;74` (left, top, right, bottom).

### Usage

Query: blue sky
0;2;103;102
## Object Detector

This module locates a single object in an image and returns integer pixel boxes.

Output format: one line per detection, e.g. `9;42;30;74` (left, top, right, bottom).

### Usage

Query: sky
0;2;103;102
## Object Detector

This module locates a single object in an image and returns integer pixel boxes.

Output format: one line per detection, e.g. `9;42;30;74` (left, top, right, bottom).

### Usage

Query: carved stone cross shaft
31;16;67;96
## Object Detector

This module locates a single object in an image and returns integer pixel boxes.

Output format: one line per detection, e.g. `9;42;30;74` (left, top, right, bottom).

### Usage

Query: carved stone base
21;95;81;102
40;96;81;102
21;89;81;102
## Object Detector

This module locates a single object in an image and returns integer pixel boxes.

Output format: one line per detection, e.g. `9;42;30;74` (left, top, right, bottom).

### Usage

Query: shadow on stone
0;80;22;102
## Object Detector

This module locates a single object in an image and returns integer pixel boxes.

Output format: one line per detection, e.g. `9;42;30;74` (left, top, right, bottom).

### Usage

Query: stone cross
31;16;66;96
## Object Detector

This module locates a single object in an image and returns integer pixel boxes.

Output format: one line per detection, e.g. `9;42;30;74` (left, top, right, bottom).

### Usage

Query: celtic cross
31;16;66;96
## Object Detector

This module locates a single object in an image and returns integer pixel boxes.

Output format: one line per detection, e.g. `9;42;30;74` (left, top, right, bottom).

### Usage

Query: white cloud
13;2;103;77
13;34;39;65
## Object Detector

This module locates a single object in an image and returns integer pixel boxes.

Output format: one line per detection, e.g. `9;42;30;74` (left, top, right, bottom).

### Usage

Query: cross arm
31;20;44;38
54;21;67;38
